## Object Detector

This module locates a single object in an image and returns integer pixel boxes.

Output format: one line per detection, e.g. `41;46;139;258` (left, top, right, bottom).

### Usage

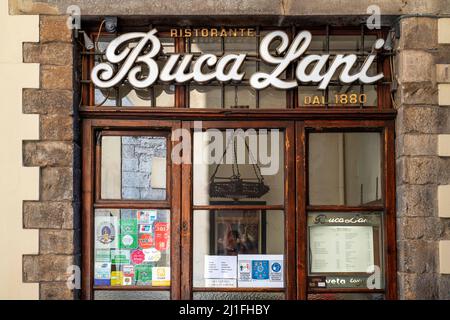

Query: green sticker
135;264;152;285
120;219;138;249
111;249;131;264
95;249;111;263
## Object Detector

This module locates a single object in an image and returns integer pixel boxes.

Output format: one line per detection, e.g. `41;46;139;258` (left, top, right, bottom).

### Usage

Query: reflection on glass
193;210;285;288
189;85;222;108
94;209;170;287
259;87;286;109
194;292;285;300
193;130;284;205
308;293;384;300
101;135;167;200
224;86;256;109
95;290;171;300
308;132;382;205
225;37;257;55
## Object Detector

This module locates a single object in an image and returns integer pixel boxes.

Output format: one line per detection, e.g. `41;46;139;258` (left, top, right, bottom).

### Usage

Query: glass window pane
189;85;222;109
101;135;167;201
193;129;284;205
259;87;286;109
225;37;257;55
299;87;325;107
307;212;384;290
94;290;170;300
308;132;382;206
308;293;384;300
94;209;170;288
193;210;285;288
194;292;285;300
224;86;256;109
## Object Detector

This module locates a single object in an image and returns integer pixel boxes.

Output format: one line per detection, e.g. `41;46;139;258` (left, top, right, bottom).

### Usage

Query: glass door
81;119;182;300
180;121;296;299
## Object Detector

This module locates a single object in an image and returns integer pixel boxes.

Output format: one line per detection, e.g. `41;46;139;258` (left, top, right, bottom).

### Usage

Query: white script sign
92;29;384;90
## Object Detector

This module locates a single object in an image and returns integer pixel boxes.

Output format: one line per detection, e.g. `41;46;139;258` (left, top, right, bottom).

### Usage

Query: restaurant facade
1;0;450;300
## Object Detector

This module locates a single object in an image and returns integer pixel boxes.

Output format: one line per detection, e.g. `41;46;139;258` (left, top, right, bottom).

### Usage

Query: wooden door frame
296;119;397;300
81;117;397;300
81;118;182;300
180;120;296;299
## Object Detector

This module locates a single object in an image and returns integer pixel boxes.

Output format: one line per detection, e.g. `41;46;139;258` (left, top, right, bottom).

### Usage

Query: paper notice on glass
95;216;119;249
309;226;374;273
204;279;237;288
237;255;284;288
204;255;237;279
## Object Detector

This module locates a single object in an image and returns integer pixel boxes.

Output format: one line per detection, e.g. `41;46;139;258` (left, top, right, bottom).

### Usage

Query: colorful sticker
139;224;152;234
95;216;118;249
131;249;145;265
138;234;154;249
152;267;170;286
94;262;111;286
111;271;123;286
252;260;269;280
95;249;111;263
135;265;152;285
111;249;131;264
137;210;158;225
120;219;138;249
143;247;161;262
122;265;135;286
154;222;169;251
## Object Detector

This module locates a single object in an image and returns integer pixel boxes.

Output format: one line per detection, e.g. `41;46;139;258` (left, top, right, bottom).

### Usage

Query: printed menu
309;226;374;273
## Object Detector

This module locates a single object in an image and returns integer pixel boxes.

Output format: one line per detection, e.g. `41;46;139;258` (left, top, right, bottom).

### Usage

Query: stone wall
5;0;450;300
21;15;79;299
396;17;450;299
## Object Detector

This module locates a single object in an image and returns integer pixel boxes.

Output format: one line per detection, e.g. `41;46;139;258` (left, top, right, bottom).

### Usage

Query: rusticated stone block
396;106;440;134
39;230;78;254
41;167;73;201
396;134;437;157
23;201;74;229
23;42;73;65
438;275;450;299
23;141;73;167
397;184;437;217
41;65;73;90
399;50;435;83
40;282;75;300
399;83;439;105
40;15;72;43
40;115;73;141
437;158;450;185
23;89;73;115
397;217;444;241
397;240;438;274
397;272;439;299
23;255;74;282
397;156;438;185
399;17;438;50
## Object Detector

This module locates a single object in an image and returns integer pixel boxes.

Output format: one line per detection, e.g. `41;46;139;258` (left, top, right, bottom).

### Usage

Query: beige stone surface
438;134;450;157
439;240;450;274
439;84;450;106
0;0;39;299
437;64;450;83
8;0;450;16
438;18;450;44
438;185;450;218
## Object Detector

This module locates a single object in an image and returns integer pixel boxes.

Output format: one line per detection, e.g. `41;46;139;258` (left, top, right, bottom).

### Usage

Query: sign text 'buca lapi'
92;29;385;90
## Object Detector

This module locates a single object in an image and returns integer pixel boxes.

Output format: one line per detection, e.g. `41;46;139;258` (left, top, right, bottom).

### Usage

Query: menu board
309;226;374;273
